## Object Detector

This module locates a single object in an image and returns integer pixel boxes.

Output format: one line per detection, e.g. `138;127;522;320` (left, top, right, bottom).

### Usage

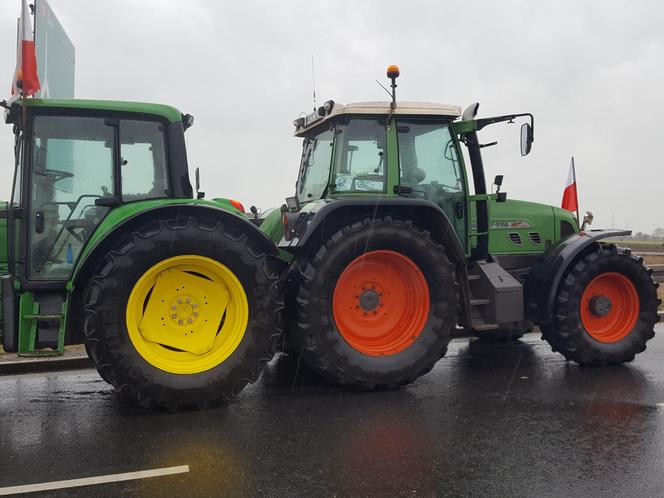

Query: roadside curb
0;356;93;375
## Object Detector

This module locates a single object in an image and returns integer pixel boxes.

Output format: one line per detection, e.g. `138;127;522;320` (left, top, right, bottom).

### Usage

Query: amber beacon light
386;65;400;79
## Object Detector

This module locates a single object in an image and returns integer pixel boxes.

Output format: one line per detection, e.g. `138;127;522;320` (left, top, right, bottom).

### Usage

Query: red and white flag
11;0;40;96
561;156;578;214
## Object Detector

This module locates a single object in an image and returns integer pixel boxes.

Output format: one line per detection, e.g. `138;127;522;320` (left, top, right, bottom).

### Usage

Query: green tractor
258;65;660;389
1;98;283;409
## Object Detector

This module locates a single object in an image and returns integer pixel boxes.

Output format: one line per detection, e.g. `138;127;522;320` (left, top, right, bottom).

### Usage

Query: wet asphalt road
2;327;664;497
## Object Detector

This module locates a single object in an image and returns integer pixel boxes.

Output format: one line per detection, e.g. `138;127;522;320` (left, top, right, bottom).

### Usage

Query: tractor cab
291;100;470;249
2;98;194;354
4;99;193;282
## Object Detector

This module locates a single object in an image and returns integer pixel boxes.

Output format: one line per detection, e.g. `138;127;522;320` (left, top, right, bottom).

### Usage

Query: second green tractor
257;65;659;389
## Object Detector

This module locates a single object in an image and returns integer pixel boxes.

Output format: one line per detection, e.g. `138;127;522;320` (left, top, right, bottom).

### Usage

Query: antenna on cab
311;54;317;112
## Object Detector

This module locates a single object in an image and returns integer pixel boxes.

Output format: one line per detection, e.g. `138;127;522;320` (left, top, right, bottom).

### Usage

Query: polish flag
11;0;41;96
561;156;578;214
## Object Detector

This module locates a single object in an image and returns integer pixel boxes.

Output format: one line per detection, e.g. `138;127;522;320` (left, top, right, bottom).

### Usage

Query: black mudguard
525;229;631;324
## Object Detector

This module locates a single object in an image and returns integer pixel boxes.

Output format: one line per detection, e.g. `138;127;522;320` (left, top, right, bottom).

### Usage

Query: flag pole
572;156;580;225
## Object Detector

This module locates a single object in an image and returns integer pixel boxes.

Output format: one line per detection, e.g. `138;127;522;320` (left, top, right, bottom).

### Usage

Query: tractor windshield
296;128;334;203
330;118;387;194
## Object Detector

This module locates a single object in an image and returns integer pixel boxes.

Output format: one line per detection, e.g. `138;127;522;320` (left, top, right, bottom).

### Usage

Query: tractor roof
16;98;184;123
294;101;462;136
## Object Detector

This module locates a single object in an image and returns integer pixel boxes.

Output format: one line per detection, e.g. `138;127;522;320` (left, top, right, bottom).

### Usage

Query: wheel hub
332;250;430;356
580;271;640;343
588;295;612;317
358;288;380;312
139;268;229;355
170;296;201;325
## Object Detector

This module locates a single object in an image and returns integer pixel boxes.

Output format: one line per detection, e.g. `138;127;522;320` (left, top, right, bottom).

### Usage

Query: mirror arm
475;113;534;133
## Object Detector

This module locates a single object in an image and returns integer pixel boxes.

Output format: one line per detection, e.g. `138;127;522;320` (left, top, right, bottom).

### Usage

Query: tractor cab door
27;115;117;281
25;114;170;282
396;120;468;251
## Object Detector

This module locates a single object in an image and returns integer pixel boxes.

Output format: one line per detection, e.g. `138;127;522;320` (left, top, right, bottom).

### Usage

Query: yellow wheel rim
126;255;249;374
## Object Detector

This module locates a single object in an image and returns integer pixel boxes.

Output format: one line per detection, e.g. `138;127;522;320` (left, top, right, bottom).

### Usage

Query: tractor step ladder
17;292;67;357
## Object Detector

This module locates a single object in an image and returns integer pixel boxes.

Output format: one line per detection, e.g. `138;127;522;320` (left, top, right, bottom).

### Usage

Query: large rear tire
541;245;659;365
289;216;458;390
83;215;282;409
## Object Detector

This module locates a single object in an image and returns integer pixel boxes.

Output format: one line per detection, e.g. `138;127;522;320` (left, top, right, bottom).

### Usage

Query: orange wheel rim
580;272;639;343
332;250;430;356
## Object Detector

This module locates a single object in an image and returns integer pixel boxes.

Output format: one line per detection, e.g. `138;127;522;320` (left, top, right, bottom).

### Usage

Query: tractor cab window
28;115;115;280
120;120;169;202
331;118;386;194
296;128;334;203
397;121;467;249
397;121;464;195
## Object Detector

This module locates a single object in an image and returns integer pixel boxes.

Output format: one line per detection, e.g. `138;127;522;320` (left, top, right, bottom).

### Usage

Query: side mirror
520;123;533;156
497;192;508;203
493;175;504;187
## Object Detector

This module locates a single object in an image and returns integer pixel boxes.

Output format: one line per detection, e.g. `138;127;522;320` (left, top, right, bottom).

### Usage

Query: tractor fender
525;229;631;324
72;203;279;290
286;198;472;327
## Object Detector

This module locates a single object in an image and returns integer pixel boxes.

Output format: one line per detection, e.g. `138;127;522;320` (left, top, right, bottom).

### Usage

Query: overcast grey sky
1;0;662;233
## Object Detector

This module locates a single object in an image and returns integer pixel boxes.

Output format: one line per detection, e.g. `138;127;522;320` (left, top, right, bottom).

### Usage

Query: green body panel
470;198;578;255
257;208;293;261
451;120;477;134
70;197;245;285
19;99;183;123
552;205;579;241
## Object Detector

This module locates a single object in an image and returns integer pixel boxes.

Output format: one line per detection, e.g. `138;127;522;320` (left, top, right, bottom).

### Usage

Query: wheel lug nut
186;298;191;303
178;319;183;325
171;314;177;319
193;304;198;308
193;312;199;317
188;318;193;324
171;305;177;310
177;298;183;304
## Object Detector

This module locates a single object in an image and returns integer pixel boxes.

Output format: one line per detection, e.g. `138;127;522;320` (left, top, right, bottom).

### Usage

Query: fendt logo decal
490;220;532;229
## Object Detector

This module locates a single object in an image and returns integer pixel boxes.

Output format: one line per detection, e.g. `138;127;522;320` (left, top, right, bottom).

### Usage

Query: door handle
455;201;464;219
35;211;44;233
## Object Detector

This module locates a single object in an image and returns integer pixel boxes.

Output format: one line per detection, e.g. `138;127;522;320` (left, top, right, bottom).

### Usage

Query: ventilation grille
528;232;542;244
508;233;522;245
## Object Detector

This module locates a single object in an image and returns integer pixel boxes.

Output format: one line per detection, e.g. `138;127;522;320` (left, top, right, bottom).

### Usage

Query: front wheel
83;215;282;409
541;245;659;365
